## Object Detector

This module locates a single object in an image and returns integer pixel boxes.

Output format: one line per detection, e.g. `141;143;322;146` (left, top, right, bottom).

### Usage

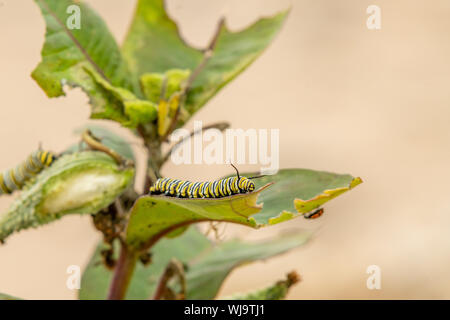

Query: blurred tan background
1;0;450;299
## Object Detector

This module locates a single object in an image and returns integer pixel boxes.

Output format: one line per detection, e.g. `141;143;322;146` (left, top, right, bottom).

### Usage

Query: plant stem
152;258;186;300
159;18;225;143
107;242;138;300
81;129;131;166
137;124;161;183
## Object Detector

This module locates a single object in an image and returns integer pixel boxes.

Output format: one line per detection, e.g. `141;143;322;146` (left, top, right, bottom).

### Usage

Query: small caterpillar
149;164;260;198
304;208;324;219
0;150;56;195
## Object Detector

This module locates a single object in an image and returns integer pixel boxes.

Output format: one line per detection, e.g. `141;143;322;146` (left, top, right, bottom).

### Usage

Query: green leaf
79;227;209;300
222;272;299;300
125;184;267;250
122;0;289;118
0;151;134;242
85;69;158;128
0;293;22;300
140;73;164;103
125;169;361;250
72;125;135;161
140;69;191;135
164;69;191;100
79;226;311;300
186;10;289;115
122;0;201;75
249;169;363;225
140;69;191;103
32;0;139;124
183;232;310;300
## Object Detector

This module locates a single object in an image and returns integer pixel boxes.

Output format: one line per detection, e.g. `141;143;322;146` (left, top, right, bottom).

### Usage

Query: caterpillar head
239;177;255;193
248;180;255;192
48;152;57;164
37;150;57;167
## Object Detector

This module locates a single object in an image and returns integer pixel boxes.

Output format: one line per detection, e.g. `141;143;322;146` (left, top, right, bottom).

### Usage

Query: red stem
107;242;138;300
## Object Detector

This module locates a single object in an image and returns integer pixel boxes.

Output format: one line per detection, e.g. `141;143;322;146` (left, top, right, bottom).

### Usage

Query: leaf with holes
122;0;289;122
125;169;361;251
248;169;362;225
32;0;140;125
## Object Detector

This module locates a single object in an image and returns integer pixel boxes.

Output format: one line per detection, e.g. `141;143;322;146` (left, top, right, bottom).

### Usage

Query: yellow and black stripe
0;150;56;195
149;176;256;199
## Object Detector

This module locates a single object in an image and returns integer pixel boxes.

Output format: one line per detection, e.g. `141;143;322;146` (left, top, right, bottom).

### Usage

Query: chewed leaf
247;169;362;226
0;152;134;242
79;227;311;300
32;0;141;125
122;0;201;75
122;0;289;123
294;177;363;214
125;169;361;251
186;10;290;116
125;184;271;250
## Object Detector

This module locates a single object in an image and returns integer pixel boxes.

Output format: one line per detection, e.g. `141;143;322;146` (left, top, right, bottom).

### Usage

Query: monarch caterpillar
148;166;325;220
149;164;261;198
0;150;56;195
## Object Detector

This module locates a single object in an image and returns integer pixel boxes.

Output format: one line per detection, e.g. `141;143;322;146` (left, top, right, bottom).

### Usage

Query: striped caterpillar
149;165;325;220
0;150;56;195
149;164;259;199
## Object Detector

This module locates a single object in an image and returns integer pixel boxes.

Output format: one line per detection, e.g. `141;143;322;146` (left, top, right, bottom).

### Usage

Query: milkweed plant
0;0;362;300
